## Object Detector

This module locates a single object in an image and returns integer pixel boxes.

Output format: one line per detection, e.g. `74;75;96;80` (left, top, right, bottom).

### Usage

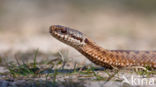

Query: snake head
49;25;86;47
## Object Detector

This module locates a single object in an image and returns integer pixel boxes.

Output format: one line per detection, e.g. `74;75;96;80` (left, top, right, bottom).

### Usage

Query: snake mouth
49;25;86;47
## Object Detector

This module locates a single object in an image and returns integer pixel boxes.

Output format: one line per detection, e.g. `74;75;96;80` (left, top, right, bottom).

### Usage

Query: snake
49;25;156;69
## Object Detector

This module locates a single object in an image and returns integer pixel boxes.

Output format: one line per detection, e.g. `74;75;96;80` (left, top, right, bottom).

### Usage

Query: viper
49;25;156;69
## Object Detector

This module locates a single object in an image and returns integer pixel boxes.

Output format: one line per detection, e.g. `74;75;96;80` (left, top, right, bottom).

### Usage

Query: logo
122;75;155;86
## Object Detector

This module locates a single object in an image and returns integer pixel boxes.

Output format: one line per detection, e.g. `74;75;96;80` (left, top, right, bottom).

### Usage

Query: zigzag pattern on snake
49;25;156;68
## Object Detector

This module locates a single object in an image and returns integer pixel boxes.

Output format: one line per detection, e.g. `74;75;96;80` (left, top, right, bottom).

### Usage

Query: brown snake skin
49;25;156;68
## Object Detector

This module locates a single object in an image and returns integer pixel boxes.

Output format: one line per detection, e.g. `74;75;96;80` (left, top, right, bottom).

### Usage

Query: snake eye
61;29;67;34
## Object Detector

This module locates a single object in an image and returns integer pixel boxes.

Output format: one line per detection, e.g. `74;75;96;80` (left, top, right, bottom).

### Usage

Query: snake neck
74;38;156;68
75;38;114;68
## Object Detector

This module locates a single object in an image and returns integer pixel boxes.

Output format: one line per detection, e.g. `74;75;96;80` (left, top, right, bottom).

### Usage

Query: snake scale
49;25;156;68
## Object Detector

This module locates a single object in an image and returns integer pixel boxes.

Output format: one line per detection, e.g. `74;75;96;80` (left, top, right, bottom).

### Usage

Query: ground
0;49;155;87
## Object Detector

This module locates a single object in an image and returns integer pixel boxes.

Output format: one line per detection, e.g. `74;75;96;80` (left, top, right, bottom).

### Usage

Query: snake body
49;25;156;68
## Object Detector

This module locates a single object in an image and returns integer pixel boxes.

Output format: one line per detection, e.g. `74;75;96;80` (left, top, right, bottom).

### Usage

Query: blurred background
0;1;156;86
0;0;156;53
